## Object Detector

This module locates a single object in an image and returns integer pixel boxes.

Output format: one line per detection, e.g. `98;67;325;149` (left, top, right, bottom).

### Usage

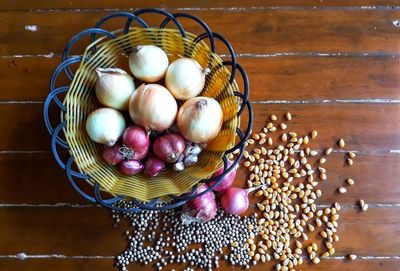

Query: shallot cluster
183;160;263;221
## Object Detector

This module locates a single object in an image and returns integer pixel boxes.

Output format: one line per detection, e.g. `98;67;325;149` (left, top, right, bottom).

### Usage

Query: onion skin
144;156;165;177
220;187;249;215
102;144;124;166
119;159;144;176
122;126;150;160
129;84;178;132
128;45;169;83
208;160;237;192
86;108;126;146
153;133;186;163
177;97;223;143
185;184;217;222
165;58;209;100
95;68;135;110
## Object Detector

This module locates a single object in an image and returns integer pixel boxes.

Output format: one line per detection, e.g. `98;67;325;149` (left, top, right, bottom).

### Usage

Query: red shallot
184;183;217;222
221;185;267;216
122;125;150;160
119;160;144;176
153;133;185;163
144;157;165;177
102;144;124;166
208;160;238;192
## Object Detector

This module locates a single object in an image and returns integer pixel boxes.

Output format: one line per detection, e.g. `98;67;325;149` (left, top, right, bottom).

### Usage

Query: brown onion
153;133;186;163
102;144;124;166
122;125;150;160
119;160;144;176
177;97;223;143
129;84;177;132
144;156;165;177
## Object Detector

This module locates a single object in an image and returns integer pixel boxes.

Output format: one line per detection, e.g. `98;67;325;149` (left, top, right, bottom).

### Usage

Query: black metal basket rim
43;8;253;213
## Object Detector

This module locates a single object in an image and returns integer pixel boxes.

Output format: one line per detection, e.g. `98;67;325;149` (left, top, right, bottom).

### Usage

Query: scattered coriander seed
271;115;278;121
338;187;347;194
311;130;318;139
338;138;345;148
285;112;292;120
347;178;355;186
348;254;357;260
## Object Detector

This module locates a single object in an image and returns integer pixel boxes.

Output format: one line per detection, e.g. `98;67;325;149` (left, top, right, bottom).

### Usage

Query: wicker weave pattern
63;28;240;201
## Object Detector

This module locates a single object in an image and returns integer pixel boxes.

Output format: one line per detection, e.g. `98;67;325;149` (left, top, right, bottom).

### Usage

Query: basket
44;9;252;212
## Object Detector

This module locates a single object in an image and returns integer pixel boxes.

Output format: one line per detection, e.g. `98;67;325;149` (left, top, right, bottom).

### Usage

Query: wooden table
1;1;400;270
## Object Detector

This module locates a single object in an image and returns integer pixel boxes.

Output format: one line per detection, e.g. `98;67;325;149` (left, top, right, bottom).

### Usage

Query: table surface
1;1;400;270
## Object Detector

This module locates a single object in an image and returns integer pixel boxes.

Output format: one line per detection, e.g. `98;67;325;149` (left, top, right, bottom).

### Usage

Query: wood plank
9;103;399;151
0;207;398;256
0;259;115;271
1;151;399;205
1;258;399;271
1;10;400;55
1;0;399;10
0;258;399;271
0;153;90;204
3;56;400;101
244;56;400;101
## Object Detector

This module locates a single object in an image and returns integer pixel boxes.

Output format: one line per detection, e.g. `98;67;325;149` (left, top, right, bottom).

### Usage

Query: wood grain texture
1;1;400;270
1;258;400;271
1;151;400;204
3;103;400;151
1;10;400;55
2;56;400;101
1;0;399;10
0;207;398;256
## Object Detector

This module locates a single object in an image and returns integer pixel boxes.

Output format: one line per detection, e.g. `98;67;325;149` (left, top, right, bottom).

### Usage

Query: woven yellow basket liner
64;28;241;201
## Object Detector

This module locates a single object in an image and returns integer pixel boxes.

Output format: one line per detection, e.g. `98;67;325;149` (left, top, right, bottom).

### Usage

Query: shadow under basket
44;9;252;212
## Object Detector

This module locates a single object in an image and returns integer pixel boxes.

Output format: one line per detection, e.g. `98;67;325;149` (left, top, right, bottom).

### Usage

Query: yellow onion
177;97;223;143
129;84;177;132
95;68;135;110
165;58;210;100
85;108;126;146
128;45;169;82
